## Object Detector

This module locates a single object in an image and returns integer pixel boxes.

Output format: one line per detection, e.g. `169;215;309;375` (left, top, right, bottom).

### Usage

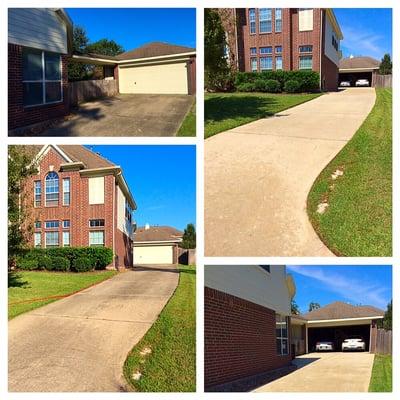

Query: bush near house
16;247;113;272
234;70;320;93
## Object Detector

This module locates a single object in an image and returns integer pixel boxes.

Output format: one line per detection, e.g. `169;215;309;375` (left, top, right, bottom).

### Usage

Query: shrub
37;255;52;270
254;79;267;92
72;257;94;272
49;256;69;272
17;258;39;271
264;79;281;93
284;80;301;93
236;82;255;92
92;247;114;269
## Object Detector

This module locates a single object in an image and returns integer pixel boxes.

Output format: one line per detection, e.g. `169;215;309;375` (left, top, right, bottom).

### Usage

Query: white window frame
45;231;59;248
89;219;105;227
260;47;272;55
62;231;70;247
250;57;258;72
275;8;282;32
34;180;41;207
22;49;63;108
34;232;41;248
63;178;70;206
276;56;283;70
299;55;313;70
62;220;70;228
45;220;59;229
45;171;59;207
260;56;273;71
249;9;256;34
89;230;105;247
276;314;289;356
259;8;272;34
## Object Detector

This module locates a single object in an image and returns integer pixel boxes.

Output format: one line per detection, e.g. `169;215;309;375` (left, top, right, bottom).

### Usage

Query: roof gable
134;226;183;243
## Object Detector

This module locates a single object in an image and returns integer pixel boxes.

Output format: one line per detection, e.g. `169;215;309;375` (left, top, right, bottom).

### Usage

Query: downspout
234;9;239;70
319;9;323;90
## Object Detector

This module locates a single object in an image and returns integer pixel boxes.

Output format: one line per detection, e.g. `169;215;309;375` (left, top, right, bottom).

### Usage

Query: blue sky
334;8;392;60
66;8;196;51
287;265;392;313
87;145;196;231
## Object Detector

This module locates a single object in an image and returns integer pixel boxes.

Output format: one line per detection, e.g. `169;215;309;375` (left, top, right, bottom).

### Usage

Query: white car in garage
316;341;334;351
342;336;366;351
355;79;370;87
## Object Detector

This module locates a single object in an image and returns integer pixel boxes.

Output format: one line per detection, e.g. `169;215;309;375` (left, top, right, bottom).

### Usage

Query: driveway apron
253;352;375;392
205;88;376;256
9;266;179;392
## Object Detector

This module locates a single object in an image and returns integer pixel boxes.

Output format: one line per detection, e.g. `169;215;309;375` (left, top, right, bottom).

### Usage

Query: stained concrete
253;352;375;392
205;88;376;256
8;266;179;392
35;94;194;137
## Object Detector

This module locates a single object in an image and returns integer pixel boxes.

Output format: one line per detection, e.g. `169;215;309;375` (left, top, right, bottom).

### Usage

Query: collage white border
1;1;397;399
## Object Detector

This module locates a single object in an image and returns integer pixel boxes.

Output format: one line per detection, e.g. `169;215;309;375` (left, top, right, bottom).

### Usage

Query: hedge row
16;247;113;272
235;70;320;93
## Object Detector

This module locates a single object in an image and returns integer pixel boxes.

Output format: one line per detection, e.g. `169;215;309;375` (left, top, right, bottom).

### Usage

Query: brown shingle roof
302;301;384;321
117;42;195;61
339;56;380;70
24;145;115;169
134;226;183;243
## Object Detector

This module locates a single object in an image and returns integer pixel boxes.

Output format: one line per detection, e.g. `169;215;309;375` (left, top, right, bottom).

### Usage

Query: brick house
217;8;343;91
204;265;296;391
8;8;196;130
23;145;136;269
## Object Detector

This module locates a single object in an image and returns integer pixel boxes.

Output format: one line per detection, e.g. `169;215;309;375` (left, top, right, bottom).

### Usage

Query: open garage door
119;61;189;94
308;324;371;352
339;71;372;87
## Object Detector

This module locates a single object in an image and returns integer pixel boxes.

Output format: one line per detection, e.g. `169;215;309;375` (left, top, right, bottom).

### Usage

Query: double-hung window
299;45;313;53
276;56;283;70
259;8;272;33
45;171;59;206
34;232;41;248
249;9;256;34
63;231;70;247
250;47;257;56
63;178;70;206
34;181;41;207
89;219;105;227
299;55;313;70
275;9;282;32
89;231;105;247
45;231;59;248
250;57;258;72
260;47;272;55
22;48;62;107
260;56;273;71
276;314;289;355
275;46;282;54
45;220;59;229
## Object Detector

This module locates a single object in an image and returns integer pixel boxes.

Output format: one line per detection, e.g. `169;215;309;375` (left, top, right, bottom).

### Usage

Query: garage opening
339;71;372;87
308;324;371;352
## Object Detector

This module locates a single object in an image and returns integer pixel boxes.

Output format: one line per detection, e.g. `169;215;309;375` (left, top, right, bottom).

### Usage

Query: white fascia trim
307;316;383;324
339;67;379;72
33;144;73;167
118;51;196;65
134;239;182;245
71;54;118;65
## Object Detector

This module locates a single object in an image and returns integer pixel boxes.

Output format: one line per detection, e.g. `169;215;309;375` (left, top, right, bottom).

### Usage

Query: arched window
45;171;59;206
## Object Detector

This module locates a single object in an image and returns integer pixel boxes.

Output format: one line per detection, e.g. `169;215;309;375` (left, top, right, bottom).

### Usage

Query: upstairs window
250;47;257;55
90;219;105;227
275;8;282;32
259;8;272;33
22;48;62;107
45;171;59;206
63;220;70;228
34;221;41;229
275;46;283;54
63;178;70;206
45;220;59;229
299;45;313;53
260;47;272;55
249;9;256;34
34;181;41;207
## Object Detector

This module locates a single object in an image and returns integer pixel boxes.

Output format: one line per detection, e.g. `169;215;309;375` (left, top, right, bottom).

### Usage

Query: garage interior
308;324;371;352
339;71;372;87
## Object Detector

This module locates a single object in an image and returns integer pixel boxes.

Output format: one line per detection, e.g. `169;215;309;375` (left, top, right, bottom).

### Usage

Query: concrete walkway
205;88;376;256
254;352;375;392
9;266;179;392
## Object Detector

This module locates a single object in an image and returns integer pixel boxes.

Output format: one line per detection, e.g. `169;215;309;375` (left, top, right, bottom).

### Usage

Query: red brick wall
204;287;292;389
321;54;338;91
24;147;124;268
8;43;70;130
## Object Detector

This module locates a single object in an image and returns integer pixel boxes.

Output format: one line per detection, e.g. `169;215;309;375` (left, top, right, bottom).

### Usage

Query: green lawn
307;88;392;256
369;354;392;392
204;92;322;138
124;264;196;392
8;270;117;319
177;103;196;136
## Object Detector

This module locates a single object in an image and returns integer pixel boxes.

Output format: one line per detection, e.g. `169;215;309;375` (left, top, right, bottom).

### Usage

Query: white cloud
340;25;389;59
287;266;391;309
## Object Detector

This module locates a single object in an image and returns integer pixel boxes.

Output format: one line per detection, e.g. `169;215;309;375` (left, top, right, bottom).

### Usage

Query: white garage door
134;245;174;265
119;61;188;94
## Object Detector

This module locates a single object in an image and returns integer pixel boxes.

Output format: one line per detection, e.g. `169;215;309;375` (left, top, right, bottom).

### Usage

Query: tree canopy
379;53;392;75
291;299;300;315
180;223;196;249
308;302;321;312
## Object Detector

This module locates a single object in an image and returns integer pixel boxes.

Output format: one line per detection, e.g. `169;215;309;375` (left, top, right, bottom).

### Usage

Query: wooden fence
375;74;392;88
68;79;118;106
375;329;392;354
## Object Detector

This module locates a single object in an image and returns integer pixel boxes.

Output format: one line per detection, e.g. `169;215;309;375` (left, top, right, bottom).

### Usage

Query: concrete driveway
254;352;375;392
36;94;194;136
205;88;376;256
9;265;179;392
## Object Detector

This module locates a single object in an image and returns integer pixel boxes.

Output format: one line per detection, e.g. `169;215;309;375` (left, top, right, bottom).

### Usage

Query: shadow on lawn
205;95;279;123
8;271;28;288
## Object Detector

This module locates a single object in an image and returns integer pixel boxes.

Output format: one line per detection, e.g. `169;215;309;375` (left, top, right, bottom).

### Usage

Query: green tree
291;299;300;315
86;39;124;56
68;25;90;81
8;146;36;267
383;300;392;330
204;9;233;91
180;223;196;249
379;53;392;75
308;302;321;312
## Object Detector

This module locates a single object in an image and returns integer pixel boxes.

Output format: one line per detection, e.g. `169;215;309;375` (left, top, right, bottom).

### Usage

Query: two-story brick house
24;144;136;269
218;8;343;91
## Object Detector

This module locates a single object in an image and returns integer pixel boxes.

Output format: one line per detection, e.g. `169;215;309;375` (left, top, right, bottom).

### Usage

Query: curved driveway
9;266;178;392
205;88;376;256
